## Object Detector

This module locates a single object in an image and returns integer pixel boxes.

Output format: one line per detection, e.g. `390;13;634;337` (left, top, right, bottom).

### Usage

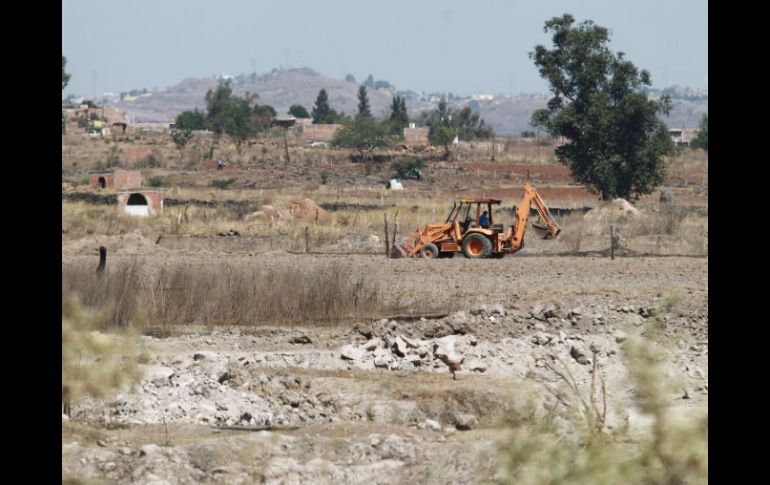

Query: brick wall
403;127;429;146
114;170;142;189
302;124;343;142
90;174;115;190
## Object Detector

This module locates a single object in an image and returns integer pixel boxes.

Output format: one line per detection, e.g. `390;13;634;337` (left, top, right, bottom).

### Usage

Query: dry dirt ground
62;252;707;484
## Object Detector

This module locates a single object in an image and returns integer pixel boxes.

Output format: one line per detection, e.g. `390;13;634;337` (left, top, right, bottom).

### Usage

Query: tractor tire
462;234;492;259
420;243;439;259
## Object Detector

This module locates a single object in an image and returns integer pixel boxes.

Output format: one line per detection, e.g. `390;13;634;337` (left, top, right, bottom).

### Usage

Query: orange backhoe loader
392;182;561;259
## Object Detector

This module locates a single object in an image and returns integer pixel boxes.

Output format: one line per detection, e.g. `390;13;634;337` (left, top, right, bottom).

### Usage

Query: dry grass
62;295;141;411
494;294;707;485
62;260;389;330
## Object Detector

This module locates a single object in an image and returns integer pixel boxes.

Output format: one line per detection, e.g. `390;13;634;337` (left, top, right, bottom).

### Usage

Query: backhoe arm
506;182;561;250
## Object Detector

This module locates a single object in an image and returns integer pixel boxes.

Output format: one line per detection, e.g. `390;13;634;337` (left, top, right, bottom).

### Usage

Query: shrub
495;295;707;485
391;157;425;178
212;178;236;190
62;295;140;411
147;175;167;187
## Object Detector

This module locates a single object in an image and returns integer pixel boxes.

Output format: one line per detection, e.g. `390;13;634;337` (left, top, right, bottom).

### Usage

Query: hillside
107;67;708;136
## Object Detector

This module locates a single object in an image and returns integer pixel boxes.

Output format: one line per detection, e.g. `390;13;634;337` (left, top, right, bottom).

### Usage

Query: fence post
304;226;309;253
610;225;615;260
384;212;390;258
97;246;107;274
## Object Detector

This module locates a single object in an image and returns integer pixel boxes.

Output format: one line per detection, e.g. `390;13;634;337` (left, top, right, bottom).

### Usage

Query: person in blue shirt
479;210;490;228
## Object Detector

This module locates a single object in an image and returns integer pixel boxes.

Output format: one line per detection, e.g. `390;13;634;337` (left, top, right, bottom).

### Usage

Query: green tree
529;14;674;200
203;82;266;154
252;103;276;132
174;109;207;130
331;114;393;169
205;81;236;141
388;96;409;135
288;104;310;118
62;56;70;91
357;85;371;117
454;106;493;140
312;89;331;123
690;114;708;151
229;94;259;153
311;89;346;124
424;98;457;159
345;74;356;83
170;128;194;160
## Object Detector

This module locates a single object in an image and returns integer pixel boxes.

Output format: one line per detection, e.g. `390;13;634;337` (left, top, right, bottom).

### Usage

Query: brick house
89;170;142;190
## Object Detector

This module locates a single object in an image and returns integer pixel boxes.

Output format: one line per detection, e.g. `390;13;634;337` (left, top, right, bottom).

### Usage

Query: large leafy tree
453;106;493;140
205;81;236;141
251;104;276;132
331;114;393;168
174;109;207;130
288;104;310;118
690;114;708;151
203;82;270;153
530;14;674;200
357;85;371;117
62;56;70;91
423;98;457;158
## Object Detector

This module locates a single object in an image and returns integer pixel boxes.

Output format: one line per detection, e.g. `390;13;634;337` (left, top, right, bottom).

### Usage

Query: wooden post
97;246;107;274
304;226;309;253
384;212;390;258
610;225;615;260
392;222;398;251
283;127;290;166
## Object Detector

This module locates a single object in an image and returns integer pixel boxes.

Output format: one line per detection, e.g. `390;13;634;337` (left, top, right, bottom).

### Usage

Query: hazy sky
62;0;707;97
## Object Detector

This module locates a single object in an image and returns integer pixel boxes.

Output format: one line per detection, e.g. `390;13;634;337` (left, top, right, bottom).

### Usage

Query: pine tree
311;89;331;124
357;85;371;117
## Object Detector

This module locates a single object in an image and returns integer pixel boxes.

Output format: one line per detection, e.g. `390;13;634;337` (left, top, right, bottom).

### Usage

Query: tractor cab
446;198;503;234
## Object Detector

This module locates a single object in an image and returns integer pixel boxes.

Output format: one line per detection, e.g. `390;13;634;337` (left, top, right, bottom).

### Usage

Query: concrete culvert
125;193;149;216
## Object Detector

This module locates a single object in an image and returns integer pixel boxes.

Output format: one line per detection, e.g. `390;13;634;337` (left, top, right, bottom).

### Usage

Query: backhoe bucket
390;244;408;258
532;220;561;240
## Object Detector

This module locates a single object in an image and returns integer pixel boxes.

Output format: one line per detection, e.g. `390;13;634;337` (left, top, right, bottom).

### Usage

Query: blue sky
62;0;707;97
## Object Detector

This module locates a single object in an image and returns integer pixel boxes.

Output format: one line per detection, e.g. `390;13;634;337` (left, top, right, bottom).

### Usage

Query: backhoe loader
392;182;561;259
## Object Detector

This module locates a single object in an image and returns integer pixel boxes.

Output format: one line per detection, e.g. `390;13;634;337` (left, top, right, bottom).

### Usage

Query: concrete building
669;128;699;146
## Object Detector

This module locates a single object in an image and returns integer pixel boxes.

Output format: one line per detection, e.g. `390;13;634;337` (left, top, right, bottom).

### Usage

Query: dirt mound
285;198;335;223
584;198;642;223
246;198;336;224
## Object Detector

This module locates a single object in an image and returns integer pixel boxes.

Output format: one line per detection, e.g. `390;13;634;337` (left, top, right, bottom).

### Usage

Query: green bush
147;175;167;187
212;178;236;190
391;157;425;178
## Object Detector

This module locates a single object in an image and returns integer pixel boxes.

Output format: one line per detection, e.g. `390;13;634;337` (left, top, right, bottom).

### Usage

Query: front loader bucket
390;244;409;258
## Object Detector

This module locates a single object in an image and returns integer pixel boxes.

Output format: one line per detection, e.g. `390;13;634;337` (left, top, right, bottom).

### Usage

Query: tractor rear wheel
462;234;492;259
420;243;439;259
